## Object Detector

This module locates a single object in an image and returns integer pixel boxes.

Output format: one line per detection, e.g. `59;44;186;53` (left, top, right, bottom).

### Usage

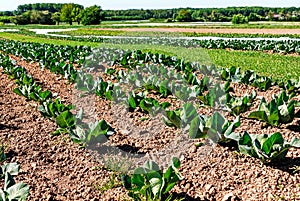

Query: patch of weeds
292;166;300;174
93;172;122;193
276;178;284;190
102;154;134;173
242;179;248;183
194;142;204;147
139;117;149;121
0;139;7;162
51;133;73;147
231;150;243;157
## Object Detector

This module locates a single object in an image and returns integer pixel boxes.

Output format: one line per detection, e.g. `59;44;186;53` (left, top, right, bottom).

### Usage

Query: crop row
9;30;300;54
2;44;298;174
1;39;300;94
0;53;115;146
3;38;297;127
89;47;300;93
0;53;186;200
1;39;300;128
1;39;300;160
1;40;300;200
47;29;300;39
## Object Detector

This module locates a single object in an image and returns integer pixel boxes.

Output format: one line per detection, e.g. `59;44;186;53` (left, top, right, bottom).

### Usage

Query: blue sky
1;0;300;11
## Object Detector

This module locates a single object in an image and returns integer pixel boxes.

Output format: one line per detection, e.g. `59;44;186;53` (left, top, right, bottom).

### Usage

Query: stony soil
0;55;300;201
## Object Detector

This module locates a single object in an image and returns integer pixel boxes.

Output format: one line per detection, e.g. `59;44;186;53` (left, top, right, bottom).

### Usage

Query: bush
0;16;12;23
149;17;156;22
165;18;173;23
11;15;30;25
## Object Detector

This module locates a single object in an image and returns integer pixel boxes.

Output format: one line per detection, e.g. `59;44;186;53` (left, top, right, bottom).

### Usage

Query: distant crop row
9;30;300;54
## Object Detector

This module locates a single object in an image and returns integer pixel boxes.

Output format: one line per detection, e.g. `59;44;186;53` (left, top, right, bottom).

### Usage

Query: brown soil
95;28;300;35
0;65;129;200
1;56;300;200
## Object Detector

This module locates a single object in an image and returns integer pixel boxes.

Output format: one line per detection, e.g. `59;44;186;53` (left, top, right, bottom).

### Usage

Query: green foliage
72;6;82;24
75;72;104;94
38;98;73;119
205;112;240;143
13;82;53;103
188;111;240;142
16;3;72;13
227;91;257;116
122;158;183;201
161;103;240;143
199;82;232;108
162;109;181;128
176;9;192;22
232;14;249;24
80;5;103;26
10;10;54;25
51;12;61;25
0;163;30;201
248;91;300;126
248;13;263;21
0;143;6;163
55;110;76;129
60;3;82;25
10;15;30;25
235;132;300;162
139;98;160;115
251;75;273;91
102;7;300;22
69;120;114;145
0;16;12;24
278;78;300;94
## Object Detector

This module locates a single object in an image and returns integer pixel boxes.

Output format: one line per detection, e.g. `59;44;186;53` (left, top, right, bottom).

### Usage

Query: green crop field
1;32;299;81
1;3;300;200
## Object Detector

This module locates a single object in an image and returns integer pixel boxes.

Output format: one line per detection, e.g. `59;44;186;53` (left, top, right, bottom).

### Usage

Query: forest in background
0;3;300;25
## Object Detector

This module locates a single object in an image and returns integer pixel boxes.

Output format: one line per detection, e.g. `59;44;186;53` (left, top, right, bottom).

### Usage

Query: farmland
1;5;300;201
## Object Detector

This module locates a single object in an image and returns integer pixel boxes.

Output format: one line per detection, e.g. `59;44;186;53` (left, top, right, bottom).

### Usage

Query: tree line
104;7;300;22
1;4;300;25
1;3;103;25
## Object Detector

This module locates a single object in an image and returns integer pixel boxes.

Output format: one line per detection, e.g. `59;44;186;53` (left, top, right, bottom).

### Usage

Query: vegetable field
0;35;300;201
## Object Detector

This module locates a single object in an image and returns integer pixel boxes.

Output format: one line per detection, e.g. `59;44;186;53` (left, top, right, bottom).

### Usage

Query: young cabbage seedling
234;132;300;163
0;163;29;201
248;91;300;126
122;157;183;201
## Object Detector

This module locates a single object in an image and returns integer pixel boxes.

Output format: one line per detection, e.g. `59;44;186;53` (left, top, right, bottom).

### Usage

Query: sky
1;0;300;11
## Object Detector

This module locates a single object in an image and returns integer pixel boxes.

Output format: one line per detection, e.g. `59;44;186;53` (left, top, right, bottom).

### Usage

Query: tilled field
1;55;300;201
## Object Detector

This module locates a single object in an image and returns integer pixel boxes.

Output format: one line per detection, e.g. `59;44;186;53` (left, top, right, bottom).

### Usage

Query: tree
39;11;54;24
60;3;83;25
51;12;61;25
210;9;220;21
60;4;74;25
80;5;102;25
72;6;82;25
11;14;30;25
232;14;249;24
0;16;12;23
176;9;192;22
29;10;42;23
248;12;263;21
